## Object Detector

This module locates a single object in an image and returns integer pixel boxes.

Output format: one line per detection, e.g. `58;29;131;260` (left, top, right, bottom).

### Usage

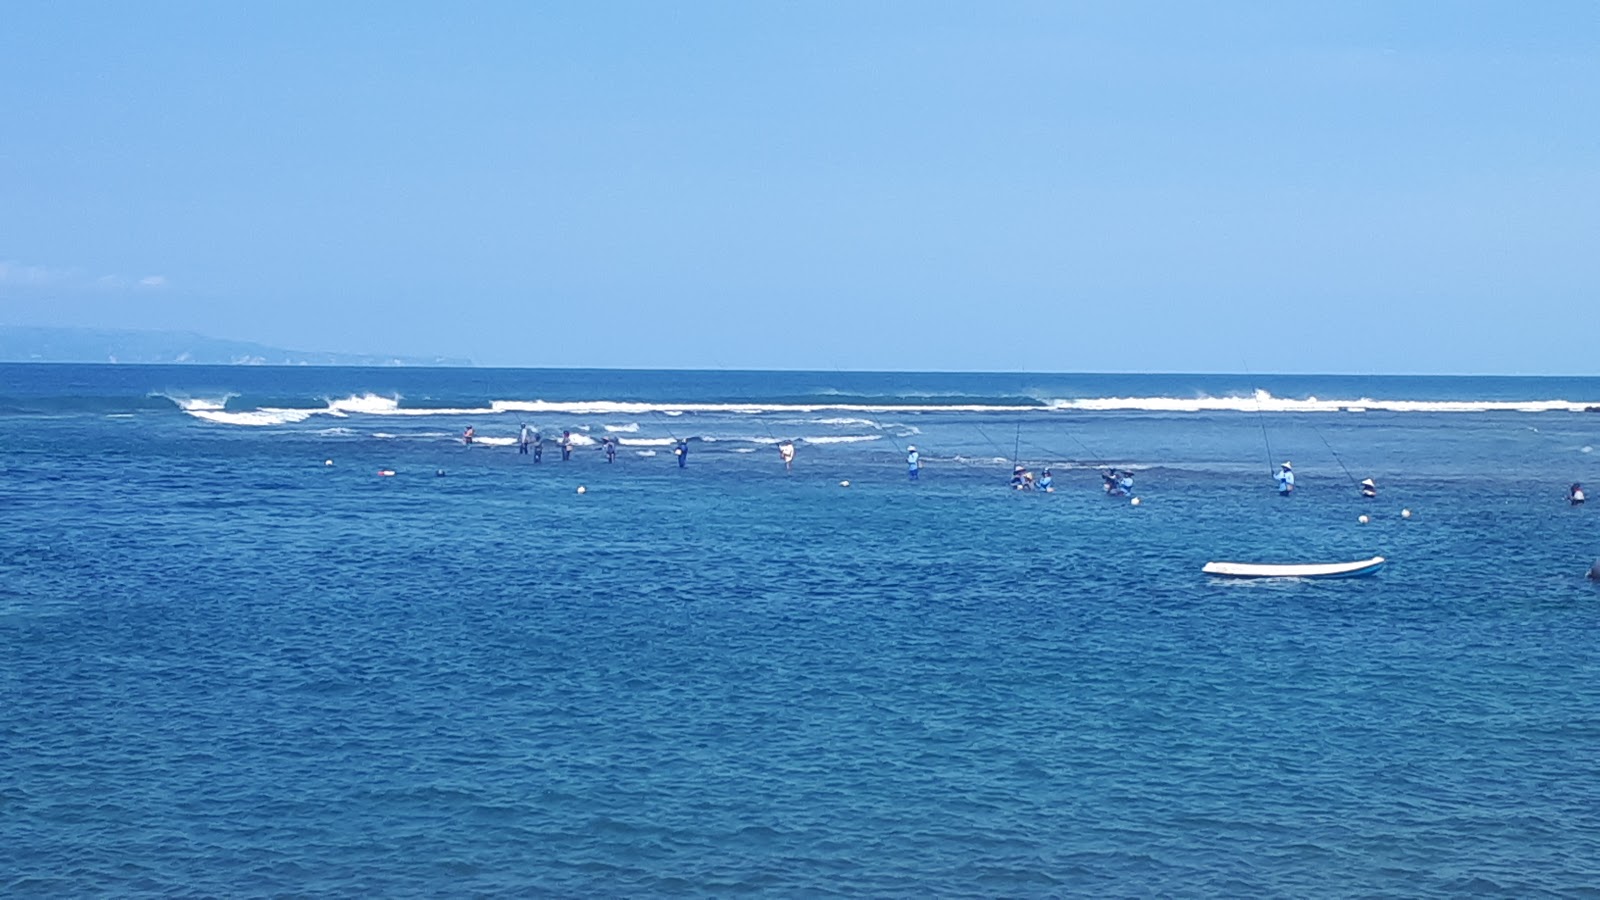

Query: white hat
907;445;915;451
1361;478;1375;486
1281;461;1292;469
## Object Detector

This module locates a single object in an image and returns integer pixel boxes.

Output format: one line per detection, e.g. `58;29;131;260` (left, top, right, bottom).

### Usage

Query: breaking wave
164;389;1600;428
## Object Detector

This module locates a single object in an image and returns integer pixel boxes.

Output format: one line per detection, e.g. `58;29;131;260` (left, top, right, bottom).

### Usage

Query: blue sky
2;2;1596;372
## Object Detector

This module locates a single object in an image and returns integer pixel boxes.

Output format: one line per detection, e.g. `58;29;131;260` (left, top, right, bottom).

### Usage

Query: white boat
1202;556;1385;579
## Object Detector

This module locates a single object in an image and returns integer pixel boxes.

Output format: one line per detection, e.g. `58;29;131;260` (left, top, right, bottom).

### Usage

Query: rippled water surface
4;365;1600;896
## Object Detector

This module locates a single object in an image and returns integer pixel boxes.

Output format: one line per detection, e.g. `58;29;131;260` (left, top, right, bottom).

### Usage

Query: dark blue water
4;365;1599;895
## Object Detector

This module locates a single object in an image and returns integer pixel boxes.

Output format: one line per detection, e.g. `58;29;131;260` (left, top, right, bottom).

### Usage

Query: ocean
3;363;1599;896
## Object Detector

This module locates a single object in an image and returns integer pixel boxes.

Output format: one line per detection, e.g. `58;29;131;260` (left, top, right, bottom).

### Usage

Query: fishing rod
1017;438;1097;470
1309;419;1362;490
1243;364;1277;476
973;424;1019;465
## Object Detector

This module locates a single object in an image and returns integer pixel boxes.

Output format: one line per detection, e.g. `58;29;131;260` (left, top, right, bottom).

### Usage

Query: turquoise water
4;365;1599;895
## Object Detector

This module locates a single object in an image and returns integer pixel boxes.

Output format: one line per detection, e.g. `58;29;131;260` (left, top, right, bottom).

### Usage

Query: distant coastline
0;326;471;367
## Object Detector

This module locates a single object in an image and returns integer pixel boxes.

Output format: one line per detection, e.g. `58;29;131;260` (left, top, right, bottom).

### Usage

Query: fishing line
973;424;1018;465
1309;419;1362;489
1244;363;1276;476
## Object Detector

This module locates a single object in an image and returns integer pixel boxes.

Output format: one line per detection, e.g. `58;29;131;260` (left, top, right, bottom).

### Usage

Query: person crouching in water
1039;468;1053;493
1102;468;1124;496
1361;478;1377;499
1571;482;1586;506
1275;461;1295;495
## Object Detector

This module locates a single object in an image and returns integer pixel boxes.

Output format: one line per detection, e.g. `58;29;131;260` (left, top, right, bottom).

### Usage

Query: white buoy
377;469;395;477
576;485;587;494
324;459;333;466
1130;497;1141;506
1358;514;1369;524
839;480;850;487
1401;508;1412;519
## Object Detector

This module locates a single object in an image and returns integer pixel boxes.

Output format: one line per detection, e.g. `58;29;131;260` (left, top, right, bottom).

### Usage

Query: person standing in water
1571;483;1586;506
519;423;532;455
561;430;573;461
1039;467;1053;493
1118;470;1134;497
532;431;543;462
779;440;796;471
1275;461;1295;496
674;439;688;468
1361;478;1377;498
603;437;617;463
906;445;920;481
462;425;475;446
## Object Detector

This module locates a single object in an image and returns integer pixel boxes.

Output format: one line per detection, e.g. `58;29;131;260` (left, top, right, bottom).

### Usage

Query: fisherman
1275;461;1295;495
462;425;475;446
1572;483;1586;506
532;431;543;463
779;439;796;471
519;423;532;455
674;439;688;468
1012;465;1028;489
1039;467;1053;493
561;430;573;461
1102;468;1122;496
603;437;617;463
907;445;920;481
1361;478;1377;499
1118;470;1134;497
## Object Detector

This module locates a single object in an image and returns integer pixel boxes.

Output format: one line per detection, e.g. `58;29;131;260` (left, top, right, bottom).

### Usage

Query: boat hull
1203;556;1386;579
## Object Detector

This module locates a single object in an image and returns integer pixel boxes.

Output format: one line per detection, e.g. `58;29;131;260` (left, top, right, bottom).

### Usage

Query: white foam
187;408;316;427
473;436;517;447
178;388;1600;430
325;393;401;415
1048;390;1600;414
619;437;678;447
156;392;237;412
801;435;882;444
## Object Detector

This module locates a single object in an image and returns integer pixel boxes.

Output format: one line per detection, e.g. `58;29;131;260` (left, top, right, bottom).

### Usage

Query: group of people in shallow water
472;425;802;472
466;427;1590;504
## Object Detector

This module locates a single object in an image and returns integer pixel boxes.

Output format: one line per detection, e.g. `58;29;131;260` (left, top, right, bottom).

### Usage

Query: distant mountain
0;326;472;367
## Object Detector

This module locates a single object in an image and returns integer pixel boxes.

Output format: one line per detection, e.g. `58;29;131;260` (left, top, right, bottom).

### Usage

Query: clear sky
2;2;1596;373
